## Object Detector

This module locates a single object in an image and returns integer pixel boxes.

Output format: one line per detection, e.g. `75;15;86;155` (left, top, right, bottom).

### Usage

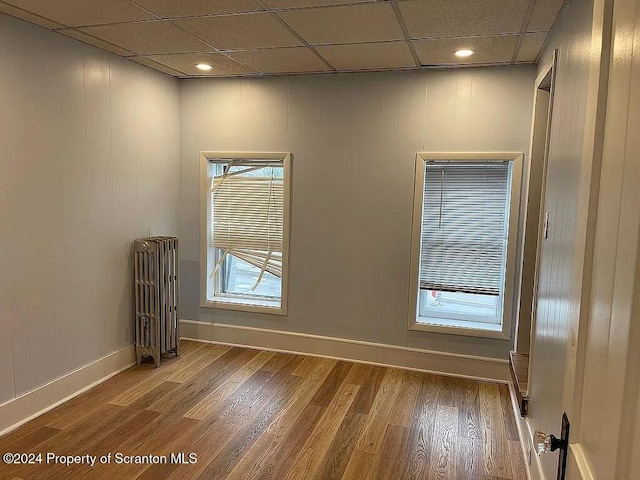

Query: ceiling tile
398;0;529;38
0;2;64;28
59;29;136;56
229;47;331;74
129;56;186;76
517;32;547;62
413;35;518;65
3;0;157;27
527;0;565;32
81;21;211;55
147;52;255;76
263;0;366;7
130;0;266;18
174;13;302;50
278;3;404;45
316;41;416;70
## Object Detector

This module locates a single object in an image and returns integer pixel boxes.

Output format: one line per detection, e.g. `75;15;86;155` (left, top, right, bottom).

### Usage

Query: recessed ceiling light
196;63;213;71
454;49;475;58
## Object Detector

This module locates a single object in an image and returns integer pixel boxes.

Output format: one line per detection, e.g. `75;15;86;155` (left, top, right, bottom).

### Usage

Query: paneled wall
0;15;180;404
179;66;535;361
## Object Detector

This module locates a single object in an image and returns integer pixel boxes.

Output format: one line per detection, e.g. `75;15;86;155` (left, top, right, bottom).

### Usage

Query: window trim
408;152;523;339
200;151;291;316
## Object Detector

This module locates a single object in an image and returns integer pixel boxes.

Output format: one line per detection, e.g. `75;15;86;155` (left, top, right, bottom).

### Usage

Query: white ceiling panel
81;21;212;55
3;0;157;27
527;0;566;32
1;0;566;77
129;55;186;75
229;47;331;73
174;13;303;50
414;35;518;65
60;29;136;56
517;32;547;62
316;41;416;70
279;3;404;45
130;0;266;18
398;0;529;38
147;52;255;76
0;2;64;28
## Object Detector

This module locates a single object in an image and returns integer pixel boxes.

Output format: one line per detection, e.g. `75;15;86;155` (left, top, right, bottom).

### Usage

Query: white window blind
211;162;283;288
419;161;510;296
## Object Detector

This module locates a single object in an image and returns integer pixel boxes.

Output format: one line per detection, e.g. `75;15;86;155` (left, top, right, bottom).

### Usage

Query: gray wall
0;15;180;404
179;66;536;360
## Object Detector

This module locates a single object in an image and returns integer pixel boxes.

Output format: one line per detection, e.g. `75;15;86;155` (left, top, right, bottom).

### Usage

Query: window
408;152;522;338
200;152;291;315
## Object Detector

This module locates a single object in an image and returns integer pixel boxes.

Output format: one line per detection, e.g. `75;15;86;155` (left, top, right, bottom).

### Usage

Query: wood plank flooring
0;340;527;480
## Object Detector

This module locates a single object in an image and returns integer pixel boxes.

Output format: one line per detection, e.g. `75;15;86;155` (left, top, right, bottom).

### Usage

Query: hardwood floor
0;340;527;480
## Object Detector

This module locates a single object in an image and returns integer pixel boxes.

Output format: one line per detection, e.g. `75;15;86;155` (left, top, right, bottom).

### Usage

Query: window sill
409;316;508;339
201;297;286;316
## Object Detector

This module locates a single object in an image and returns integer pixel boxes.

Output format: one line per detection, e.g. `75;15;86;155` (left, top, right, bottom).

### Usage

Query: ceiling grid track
391;1;422;68
255;0;338;72
511;0;540;64
127;0;260;76
534;0;572;64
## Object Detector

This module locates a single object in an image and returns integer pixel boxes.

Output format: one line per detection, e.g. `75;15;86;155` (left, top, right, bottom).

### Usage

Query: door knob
534;430;567;455
534;413;570;480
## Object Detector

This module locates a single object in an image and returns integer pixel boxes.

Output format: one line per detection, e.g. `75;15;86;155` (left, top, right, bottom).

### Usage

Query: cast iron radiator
133;236;180;366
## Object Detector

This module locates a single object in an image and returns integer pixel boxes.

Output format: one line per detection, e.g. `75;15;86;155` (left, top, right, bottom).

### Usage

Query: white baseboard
508;382;535;480
530;447;546;480
0;344;136;437
180;319;510;383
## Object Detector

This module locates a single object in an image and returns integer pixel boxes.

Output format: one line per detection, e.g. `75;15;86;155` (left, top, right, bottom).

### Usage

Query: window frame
408;152;523;339
200;151;291;316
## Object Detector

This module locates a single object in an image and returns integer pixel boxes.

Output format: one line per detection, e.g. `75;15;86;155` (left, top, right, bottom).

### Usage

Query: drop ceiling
0;0;566;78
